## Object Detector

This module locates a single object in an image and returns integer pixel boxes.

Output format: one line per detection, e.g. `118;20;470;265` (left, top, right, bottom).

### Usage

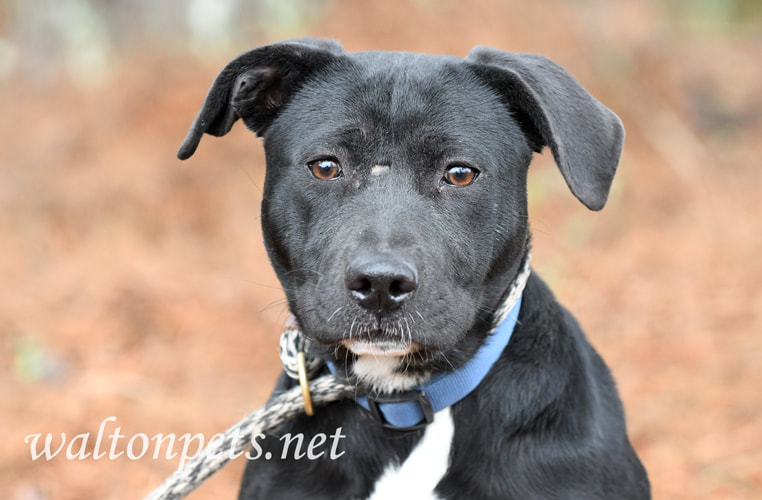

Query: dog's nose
345;254;417;313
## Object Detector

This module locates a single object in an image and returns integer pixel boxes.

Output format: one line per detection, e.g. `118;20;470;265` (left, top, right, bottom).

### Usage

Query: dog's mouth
342;338;419;357
325;317;426;358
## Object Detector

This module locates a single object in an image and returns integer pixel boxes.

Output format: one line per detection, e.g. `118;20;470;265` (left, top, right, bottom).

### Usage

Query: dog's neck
350;253;532;393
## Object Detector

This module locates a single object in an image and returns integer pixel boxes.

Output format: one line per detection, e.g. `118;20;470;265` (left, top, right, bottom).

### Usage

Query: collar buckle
365;390;434;431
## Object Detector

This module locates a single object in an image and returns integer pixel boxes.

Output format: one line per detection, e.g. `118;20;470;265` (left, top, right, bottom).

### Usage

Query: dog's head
179;38;623;391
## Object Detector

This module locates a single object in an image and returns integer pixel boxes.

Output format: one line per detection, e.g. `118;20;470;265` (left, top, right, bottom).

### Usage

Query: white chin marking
351;354;424;393
368;407;453;500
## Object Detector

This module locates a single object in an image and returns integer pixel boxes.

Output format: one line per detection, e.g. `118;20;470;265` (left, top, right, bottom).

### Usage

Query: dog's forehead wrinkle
344;56;462;116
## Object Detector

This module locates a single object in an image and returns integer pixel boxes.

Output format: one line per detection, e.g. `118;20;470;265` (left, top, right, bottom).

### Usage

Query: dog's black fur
180;38;650;499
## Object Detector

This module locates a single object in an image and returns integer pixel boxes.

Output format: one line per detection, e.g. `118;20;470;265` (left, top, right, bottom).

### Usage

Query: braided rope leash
142;374;354;500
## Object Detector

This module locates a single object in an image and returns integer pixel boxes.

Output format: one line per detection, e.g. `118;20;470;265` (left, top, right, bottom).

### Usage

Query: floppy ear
177;38;344;160
466;47;624;211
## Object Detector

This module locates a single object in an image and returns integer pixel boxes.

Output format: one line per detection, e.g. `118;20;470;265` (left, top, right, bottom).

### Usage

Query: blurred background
1;0;760;498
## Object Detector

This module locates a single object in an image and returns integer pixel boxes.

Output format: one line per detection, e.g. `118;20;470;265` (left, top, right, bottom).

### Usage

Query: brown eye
308;159;342;180
443;165;478;187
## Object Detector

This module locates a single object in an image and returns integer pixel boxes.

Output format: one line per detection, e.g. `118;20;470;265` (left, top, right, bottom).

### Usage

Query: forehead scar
371;165;390;176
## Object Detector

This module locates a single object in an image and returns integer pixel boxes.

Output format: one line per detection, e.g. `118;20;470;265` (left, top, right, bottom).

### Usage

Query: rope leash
143;375;354;500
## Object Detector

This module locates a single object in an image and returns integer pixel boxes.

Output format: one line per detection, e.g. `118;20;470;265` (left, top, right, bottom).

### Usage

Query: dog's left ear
178;38;344;160
466;47;624;211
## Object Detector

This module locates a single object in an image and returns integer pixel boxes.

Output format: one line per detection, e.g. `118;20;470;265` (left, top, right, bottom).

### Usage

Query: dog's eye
443;165;479;187
308;159;342;180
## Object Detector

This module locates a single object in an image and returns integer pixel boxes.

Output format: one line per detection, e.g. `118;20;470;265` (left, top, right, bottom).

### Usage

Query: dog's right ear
177;38;344;160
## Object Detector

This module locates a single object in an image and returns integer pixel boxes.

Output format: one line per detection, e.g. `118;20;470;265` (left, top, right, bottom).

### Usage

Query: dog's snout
345;254;417;313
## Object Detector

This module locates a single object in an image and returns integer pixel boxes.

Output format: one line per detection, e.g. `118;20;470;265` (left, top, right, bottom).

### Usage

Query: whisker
222;276;284;291
439;351;456;372
327;306;345;324
281;268;325;278
237;165;263;194
258;298;289;313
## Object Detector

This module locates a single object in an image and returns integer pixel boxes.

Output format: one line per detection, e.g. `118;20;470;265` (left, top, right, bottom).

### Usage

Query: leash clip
366;390;434;431
296;351;314;416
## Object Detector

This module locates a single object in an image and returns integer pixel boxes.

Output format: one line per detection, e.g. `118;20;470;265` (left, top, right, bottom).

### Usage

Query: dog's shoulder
439;271;650;498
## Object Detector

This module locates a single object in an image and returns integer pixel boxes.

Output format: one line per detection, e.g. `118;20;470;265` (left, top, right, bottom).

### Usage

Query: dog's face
179;39;623;389
261;52;531;358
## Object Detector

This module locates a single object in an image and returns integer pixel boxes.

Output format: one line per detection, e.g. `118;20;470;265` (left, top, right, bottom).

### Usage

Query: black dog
179;38;650;499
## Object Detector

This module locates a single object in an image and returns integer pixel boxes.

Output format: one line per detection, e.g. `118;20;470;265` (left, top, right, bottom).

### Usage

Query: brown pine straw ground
1;1;760;499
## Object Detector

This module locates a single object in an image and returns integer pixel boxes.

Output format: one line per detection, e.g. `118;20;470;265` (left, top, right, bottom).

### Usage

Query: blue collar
326;294;523;431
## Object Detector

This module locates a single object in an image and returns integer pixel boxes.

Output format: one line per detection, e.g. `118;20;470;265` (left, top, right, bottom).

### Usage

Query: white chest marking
367;407;454;500
352;355;425;393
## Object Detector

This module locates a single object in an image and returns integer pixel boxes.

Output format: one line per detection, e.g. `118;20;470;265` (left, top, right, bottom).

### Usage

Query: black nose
345;253;418;313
